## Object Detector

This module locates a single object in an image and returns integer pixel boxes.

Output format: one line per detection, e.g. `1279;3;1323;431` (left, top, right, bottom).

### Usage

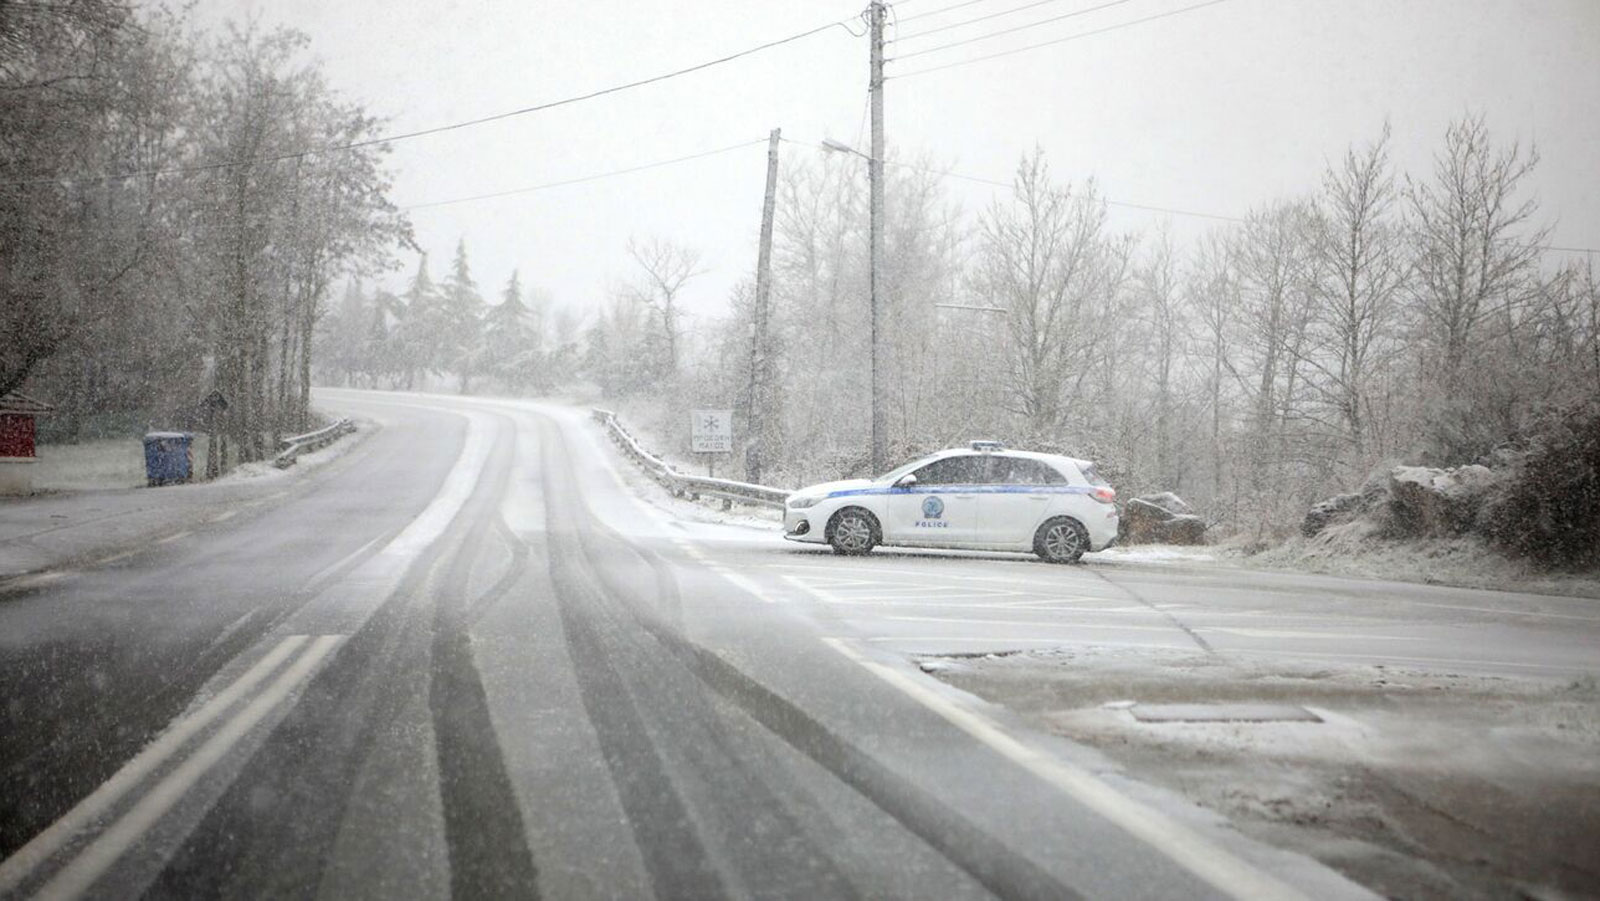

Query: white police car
783;441;1118;563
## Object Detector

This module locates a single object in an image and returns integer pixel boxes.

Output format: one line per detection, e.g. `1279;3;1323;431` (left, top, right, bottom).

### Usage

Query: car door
884;455;982;545
980;456;1066;547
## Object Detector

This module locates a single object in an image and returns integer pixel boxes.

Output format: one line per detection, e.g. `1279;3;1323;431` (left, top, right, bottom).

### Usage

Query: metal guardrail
273;418;356;469
591;409;790;509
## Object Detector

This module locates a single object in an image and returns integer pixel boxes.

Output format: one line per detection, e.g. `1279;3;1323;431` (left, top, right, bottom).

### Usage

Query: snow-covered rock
1386;463;1499;537
1301;492;1365;538
1120;494;1207;545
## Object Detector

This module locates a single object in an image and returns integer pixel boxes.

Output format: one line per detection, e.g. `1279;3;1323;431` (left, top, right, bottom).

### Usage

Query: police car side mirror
895;474;918;488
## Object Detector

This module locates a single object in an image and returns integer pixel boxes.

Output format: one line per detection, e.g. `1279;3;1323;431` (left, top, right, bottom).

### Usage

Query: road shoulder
0;419;374;586
924;645;1600;900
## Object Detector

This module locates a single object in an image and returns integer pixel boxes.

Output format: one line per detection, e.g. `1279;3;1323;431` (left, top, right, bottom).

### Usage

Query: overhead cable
782;135;1243;221
0;18;857;189
892;0;1140;61
788;138;1598;251
892;0;1099;43
896;0;1003;25
402;139;767;211
891;0;1231;77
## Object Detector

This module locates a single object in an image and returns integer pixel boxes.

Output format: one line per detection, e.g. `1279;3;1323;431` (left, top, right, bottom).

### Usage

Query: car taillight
1091;487;1116;504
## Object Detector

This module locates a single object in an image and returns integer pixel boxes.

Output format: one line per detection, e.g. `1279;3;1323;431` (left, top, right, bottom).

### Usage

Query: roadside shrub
1478;403;1600;569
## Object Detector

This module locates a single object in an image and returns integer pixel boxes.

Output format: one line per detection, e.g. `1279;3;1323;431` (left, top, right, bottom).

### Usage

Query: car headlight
788;495;823;509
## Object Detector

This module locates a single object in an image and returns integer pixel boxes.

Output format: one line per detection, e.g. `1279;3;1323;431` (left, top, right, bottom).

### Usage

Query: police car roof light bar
969;440;1005;452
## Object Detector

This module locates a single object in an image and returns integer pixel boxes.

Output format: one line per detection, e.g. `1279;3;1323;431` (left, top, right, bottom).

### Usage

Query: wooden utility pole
746;127;781;484
868;0;887;474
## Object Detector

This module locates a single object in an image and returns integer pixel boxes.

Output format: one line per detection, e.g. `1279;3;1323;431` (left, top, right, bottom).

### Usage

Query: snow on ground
929;645;1600;900
1086;545;1217;565
586;414;784;532
0;417;372;582
27;414;363;494
1245;519;1600;600
215;417;370;484
30;439;213;492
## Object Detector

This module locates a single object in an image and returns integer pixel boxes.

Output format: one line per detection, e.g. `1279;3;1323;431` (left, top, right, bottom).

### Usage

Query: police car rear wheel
1035;517;1088;564
828;508;879;555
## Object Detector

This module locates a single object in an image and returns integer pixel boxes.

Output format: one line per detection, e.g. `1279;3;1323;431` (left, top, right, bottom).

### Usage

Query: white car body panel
783;448;1120;556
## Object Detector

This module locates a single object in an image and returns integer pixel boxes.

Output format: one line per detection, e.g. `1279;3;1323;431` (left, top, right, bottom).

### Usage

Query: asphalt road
2;389;1591;899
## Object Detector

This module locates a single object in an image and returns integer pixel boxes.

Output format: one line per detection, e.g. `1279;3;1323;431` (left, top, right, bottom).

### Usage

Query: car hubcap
1045;524;1081;559
836;516;871;550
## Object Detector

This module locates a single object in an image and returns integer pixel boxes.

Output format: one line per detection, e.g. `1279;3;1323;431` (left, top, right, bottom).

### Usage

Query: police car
783;441;1118;563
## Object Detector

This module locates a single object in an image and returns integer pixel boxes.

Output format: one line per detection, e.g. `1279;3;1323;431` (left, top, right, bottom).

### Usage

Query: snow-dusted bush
1478;404;1600;569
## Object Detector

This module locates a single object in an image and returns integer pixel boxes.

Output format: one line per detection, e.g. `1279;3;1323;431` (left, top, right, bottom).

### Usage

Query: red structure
0;391;52;458
1;391;53;494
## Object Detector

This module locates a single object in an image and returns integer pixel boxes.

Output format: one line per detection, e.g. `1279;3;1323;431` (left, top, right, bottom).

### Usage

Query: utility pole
746;127;781;485
868;0;887;474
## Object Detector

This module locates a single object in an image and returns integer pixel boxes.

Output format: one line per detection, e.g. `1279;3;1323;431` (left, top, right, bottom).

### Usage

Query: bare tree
1308;124;1406;463
1133;228;1186;487
1407;115;1546;391
1186;231;1242;513
972;151;1130;439
624;236;703;376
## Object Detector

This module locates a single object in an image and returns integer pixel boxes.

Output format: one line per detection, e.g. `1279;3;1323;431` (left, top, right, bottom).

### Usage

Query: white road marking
208;510;238;523
154;530;191;545
1;571;66;591
672;539;779;603
1198;627;1423;642
1225;647;1584;673
0;636;311;895
37;635;344;899
300;534;386;591
202;610;259;655
822;637;1310;901
782;573;845;604
768;561;1105;589
884;615;1178;633
865;635;1087;645
1392;599;1600;624
815;584;1027;599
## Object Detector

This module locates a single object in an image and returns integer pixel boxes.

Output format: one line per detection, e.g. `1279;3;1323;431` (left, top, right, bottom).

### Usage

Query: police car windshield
876;454;943;483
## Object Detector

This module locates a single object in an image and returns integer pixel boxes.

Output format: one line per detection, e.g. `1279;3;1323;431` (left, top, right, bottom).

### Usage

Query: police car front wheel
1035;517;1089;564
828;508;880;555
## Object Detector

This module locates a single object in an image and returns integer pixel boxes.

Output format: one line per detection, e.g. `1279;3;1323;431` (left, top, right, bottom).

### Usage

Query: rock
1301;492;1365;538
1120;494;1207;545
1137;491;1192;516
1386;464;1499;537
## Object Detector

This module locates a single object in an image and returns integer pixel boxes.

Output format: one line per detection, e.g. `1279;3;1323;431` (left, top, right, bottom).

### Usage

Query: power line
892;0;1141;61
0;17;858;189
788;138;1600;252
899;158;1245;221
897;0;1002;25
892;0;1098;43
783;136;1243;221
891;0;1232;78
402;139;767;211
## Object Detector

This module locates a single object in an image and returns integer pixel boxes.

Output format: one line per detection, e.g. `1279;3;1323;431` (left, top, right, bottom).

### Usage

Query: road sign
690;409;733;453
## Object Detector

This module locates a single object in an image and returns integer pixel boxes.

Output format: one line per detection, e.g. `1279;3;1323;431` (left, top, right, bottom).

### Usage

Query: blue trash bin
143;432;194;486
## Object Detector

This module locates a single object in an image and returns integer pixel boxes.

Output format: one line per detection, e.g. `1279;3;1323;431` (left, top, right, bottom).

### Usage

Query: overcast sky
208;0;1600;323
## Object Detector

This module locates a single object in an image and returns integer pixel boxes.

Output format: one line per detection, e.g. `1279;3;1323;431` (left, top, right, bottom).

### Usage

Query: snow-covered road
3;389;1592;898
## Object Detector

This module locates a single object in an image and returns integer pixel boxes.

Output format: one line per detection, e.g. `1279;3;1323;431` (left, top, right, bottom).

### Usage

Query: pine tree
441;239;486;392
483;269;532;390
396;253;441;389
